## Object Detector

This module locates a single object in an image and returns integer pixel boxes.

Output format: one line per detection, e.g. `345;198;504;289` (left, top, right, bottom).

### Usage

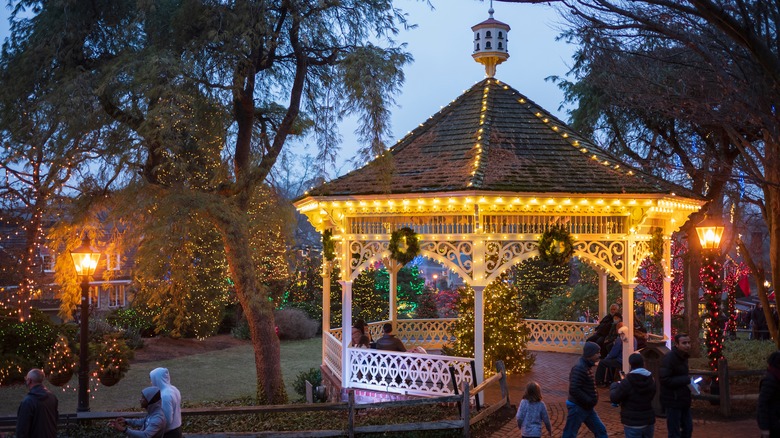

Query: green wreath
389;227;420;265
538;226;575;265
322;229;336;262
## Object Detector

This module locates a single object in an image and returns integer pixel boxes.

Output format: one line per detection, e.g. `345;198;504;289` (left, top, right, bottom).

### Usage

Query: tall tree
2;0;411;402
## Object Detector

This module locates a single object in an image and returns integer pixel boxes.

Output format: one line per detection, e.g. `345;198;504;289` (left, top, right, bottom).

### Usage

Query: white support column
322;261;332;363
663;276;672;349
473;285;486;383
599;270;608;320
663;235;673;348
339;280;353;386
621;283;636;374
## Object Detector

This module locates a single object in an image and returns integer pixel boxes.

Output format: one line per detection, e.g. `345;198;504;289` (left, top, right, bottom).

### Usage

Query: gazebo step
343;388;421;404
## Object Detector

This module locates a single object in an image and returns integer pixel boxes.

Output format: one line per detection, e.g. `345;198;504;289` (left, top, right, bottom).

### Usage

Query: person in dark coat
16;368;58;438
562;342;607;438
660;333;693;438
375;323;406;352
610;353;656;438
587;303;620;346
758;351;780;437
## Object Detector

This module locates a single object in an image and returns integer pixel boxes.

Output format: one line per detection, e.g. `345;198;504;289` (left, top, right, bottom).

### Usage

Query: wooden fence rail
690;357;764;417
0;361;512;437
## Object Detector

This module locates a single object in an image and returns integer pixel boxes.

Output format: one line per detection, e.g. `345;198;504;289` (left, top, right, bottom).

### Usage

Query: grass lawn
0;337;321;416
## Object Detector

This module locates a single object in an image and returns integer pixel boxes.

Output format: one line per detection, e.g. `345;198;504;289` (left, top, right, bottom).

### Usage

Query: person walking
562;341;608;438
516;381;552;438
610;353;656;438
16;368;58;438
109;386;167;438
758;351;780;437
660;333;693;438
150;367;183;438
375;323;406;352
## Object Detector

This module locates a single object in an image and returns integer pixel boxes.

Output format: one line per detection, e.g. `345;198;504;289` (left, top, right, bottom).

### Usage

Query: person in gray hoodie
610;353;656;438
150;367;183;438
110;386;166;438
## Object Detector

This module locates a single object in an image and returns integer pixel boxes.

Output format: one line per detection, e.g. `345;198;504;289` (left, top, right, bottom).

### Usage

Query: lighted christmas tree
512;257;571;318
415;286;439;318
444;275;535;376
636;234;686;317
45;335;75;387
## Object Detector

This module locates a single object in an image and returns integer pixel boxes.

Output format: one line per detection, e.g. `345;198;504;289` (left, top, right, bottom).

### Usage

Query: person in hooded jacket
660;333;692;438
16;368;58;438
610;353;656;438
150;367;183;438
110;386;166;438
562;341;607;438
758;351;780;437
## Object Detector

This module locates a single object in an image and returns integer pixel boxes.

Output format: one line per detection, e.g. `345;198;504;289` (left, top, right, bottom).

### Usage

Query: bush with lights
44;335;75;387
92;334;133;387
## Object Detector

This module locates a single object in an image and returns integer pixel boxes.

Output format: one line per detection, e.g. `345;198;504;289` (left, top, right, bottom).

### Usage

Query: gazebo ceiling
301;78;704;201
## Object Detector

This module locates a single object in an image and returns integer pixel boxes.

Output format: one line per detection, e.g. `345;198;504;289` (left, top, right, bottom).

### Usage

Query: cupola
471;5;510;77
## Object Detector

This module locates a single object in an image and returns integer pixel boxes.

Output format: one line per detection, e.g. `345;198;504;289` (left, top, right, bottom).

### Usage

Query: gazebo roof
306;78;702;201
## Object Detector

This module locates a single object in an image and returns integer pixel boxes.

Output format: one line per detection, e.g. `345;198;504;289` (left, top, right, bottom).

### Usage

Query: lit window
89;286;100;308
108;285;125;307
41;254;55;272
106;253;121;271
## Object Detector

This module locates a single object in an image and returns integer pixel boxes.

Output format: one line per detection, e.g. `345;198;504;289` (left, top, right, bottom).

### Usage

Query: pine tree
415;286;439;318
444;274;535;376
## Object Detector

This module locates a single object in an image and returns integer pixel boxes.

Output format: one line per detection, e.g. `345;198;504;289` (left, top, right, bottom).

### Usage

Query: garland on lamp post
537;226;575;266
389;227;420;265
700;249;724;375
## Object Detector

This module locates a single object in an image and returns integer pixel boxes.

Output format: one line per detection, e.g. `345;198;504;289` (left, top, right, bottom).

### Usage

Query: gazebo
294;8;704;399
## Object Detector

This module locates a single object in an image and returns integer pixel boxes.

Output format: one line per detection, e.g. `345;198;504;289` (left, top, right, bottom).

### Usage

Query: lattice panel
521;319;597;353
575;240;626;281
632;239;651;273
485;240;537;277
348;240;388;276
396;319;457;350
419;240;473;278
324;332;343;381
347;349;473;397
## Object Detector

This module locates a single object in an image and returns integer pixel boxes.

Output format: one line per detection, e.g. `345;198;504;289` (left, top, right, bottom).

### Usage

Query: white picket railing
324;331;342;380
347;348;474;397
521;319;597;353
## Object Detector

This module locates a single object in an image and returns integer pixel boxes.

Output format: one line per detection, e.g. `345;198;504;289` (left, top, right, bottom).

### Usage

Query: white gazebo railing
521;319;597;353
348;348;473;397
324;332;343;379
323;318;595;397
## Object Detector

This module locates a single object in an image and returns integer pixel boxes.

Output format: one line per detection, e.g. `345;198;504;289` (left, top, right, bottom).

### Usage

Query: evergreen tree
415;286;439;319
444;275;535;376
512;257;571;318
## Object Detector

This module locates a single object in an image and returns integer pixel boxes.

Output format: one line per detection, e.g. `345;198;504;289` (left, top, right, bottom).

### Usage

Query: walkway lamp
695;216;724;378
70;236;101;412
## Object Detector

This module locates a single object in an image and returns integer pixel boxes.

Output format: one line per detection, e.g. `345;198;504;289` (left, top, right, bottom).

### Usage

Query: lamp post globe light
695;216;725;379
69;236;101;413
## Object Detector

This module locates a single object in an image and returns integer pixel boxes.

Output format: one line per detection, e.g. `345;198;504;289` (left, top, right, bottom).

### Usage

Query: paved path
482;351;760;437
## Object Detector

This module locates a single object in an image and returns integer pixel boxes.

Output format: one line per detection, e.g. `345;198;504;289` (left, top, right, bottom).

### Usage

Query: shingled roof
308;78;701;199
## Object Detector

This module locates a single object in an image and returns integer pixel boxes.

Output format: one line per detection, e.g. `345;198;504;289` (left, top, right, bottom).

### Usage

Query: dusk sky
0;1;577;175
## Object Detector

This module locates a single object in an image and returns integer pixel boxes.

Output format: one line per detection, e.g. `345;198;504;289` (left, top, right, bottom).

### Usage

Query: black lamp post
70;236;101;413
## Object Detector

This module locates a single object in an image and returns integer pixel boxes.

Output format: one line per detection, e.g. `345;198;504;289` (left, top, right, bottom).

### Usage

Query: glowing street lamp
695;217;724;252
70;236;101;413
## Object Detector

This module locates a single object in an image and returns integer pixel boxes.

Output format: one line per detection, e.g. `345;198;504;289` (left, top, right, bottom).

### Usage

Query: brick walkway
482;351;760;437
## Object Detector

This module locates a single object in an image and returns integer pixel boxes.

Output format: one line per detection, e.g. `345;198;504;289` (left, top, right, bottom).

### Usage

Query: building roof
307;78;702;200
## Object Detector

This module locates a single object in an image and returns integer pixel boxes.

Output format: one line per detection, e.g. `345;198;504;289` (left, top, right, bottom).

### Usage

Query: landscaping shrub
0;309;58;368
274;308;318;340
231;318;251;340
92;334;133;386
89;317;120;342
121;327;145;350
106;307;156;337
292;367;322;400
